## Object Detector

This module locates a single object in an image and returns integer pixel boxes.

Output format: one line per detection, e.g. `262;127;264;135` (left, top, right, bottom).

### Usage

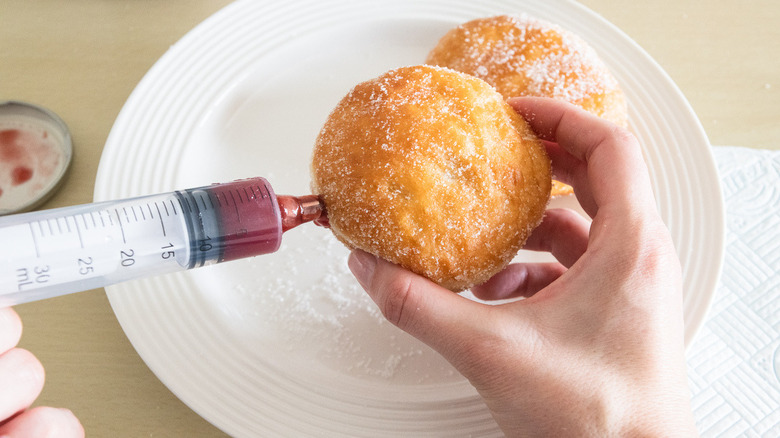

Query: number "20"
120;249;135;267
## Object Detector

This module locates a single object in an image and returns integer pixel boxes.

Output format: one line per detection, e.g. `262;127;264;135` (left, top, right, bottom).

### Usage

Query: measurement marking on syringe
229;191;240;220
178;197;188;214
74;219;85;249
146;204;154;220
115;209;127;244
196;194;207;212
155;203;167;237
132;207;139;222
28;223;40;258
139;205;146;221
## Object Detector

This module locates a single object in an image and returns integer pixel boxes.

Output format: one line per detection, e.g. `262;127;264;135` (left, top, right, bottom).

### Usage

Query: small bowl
0;101;73;215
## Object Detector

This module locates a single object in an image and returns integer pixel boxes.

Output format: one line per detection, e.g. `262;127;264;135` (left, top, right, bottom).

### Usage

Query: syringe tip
314;214;330;228
277;195;327;232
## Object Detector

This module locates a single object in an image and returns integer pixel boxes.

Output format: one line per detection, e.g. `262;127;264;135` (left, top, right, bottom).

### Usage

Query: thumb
348;250;487;357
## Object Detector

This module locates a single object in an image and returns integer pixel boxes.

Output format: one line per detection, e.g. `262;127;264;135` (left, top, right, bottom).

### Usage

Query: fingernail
348;249;376;288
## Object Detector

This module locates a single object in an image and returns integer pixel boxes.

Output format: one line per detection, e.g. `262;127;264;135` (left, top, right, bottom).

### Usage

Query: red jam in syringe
178;177;325;266
0;177;326;306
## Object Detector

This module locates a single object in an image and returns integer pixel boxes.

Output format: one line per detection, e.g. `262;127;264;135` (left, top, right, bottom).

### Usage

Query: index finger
509;97;657;218
0;308;22;354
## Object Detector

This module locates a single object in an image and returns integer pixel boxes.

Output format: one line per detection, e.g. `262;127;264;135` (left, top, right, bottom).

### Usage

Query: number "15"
161;243;175;260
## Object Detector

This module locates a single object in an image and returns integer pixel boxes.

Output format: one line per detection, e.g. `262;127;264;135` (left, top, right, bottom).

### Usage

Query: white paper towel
687;146;780;437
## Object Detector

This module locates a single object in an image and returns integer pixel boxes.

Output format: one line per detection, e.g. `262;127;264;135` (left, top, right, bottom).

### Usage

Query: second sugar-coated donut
311;65;551;291
426;14;628;128
427;15;629;197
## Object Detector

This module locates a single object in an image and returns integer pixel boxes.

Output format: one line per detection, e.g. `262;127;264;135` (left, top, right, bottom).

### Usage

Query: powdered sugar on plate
195;225;457;385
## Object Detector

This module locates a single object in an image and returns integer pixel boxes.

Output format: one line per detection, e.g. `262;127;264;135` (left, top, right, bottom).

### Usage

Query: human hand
347;97;698;437
0;307;84;437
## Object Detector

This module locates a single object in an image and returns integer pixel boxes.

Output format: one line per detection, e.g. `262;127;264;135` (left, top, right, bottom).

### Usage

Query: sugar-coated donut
311;65;551;291
426;14;629;197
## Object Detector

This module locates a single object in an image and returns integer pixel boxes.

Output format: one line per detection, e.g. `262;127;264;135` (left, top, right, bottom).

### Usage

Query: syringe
0;177;325;307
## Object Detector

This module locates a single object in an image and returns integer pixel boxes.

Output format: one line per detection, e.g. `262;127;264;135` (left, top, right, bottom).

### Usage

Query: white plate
95;0;724;436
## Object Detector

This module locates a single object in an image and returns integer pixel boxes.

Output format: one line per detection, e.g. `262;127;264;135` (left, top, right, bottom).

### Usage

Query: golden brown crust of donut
426;14;628;127
311;65;551;291
427;15;629;197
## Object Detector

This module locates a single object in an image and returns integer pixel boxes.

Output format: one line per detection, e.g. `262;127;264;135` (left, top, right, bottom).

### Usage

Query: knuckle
613;219;681;289
639;227;680;275
378;275;416;329
607;124;637;145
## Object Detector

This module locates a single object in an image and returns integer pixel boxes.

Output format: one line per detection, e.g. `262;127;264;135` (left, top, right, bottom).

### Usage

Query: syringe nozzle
277;195;327;232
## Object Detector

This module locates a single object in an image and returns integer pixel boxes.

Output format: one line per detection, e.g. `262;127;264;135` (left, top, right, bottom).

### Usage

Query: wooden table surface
2;1;778;436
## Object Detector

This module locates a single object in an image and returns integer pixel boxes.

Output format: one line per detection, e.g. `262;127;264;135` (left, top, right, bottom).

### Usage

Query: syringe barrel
175;178;282;267
0;177;282;306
